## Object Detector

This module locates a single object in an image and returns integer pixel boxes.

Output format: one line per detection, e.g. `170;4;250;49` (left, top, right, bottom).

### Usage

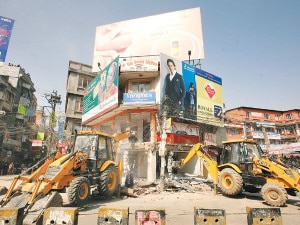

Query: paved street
1;175;300;225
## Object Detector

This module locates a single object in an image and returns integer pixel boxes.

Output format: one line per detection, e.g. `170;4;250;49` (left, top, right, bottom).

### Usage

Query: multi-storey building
224;107;300;150
64;61;97;141
0;64;37;162
64;56;226;183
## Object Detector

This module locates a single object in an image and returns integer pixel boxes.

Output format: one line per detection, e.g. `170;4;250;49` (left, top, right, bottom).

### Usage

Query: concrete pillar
147;149;156;183
146;112;157;183
137;120;143;142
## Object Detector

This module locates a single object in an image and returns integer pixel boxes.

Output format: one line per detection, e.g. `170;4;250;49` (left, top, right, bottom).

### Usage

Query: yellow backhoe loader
176;139;300;207
0;130;133;225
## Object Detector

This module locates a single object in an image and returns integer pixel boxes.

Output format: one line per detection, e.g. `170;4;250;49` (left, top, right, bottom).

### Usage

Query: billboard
82;57;119;124
195;69;224;126
93;7;204;72
160;53;224;127
0;16;15;63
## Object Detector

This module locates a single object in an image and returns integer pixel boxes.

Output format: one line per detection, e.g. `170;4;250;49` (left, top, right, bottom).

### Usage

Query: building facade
64;56;225;183
224;107;300;150
0;64;37;163
64;61;97;142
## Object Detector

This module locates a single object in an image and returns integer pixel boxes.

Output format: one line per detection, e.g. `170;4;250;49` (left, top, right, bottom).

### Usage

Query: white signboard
93;7;204;72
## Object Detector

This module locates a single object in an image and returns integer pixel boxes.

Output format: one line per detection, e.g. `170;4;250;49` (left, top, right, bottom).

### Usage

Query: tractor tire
218;168;243;196
261;182;288;207
67;177;90;206
99;165;118;196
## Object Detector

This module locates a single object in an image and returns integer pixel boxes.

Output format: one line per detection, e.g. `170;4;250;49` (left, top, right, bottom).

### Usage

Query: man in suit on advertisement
164;58;185;115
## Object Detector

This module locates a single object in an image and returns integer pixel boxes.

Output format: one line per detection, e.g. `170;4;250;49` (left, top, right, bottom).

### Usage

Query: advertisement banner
57;112;65;140
160;53;224;127
123;92;156;104
82;57;119;124
120;58;159;72
32;139;43;147
159;53;184;114
195;69;224;126
37;132;44;140
0;16;15;62
93;7;204;71
269;142;300;155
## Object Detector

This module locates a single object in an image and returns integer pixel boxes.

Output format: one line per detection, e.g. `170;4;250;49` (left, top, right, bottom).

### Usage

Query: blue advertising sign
123;92;156;104
0;16;15;62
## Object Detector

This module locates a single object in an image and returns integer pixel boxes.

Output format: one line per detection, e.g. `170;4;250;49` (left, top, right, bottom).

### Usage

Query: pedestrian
8;162;14;175
164;58;185;115
0;161;3;175
3;162;8;175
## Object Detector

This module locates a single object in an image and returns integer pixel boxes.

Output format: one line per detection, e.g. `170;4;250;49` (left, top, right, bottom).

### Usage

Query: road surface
1;175;300;224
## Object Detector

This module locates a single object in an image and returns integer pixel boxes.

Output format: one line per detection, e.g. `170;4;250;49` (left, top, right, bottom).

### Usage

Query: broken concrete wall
116;141;158;186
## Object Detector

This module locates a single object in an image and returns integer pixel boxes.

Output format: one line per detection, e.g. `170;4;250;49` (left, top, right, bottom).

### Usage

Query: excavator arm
253;157;300;192
178;143;219;187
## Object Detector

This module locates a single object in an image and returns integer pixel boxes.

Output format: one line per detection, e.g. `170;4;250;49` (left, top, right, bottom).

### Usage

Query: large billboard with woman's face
93;7;204;72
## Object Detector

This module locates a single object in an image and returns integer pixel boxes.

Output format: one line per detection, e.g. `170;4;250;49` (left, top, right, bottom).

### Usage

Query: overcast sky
1;0;299;112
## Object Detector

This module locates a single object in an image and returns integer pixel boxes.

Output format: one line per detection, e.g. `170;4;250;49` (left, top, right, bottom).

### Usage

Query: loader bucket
3;191;63;225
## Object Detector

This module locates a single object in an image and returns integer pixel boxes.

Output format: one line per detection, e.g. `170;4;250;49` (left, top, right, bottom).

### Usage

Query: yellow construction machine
176;139;300;207
0;130;133;225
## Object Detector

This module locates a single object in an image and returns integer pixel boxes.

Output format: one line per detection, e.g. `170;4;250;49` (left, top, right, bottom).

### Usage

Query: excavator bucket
3;191;63;225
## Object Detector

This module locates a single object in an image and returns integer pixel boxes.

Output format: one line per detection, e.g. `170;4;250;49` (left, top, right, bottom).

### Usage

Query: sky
1;0;300;112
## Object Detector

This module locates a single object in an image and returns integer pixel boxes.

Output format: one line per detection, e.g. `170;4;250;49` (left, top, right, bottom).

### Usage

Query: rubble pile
122;174;214;198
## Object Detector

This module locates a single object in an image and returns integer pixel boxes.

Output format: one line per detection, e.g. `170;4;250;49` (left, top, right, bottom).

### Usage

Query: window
75;96;83;111
78;75;93;88
246;112;251;118
286;127;294;134
264;113;270;119
228;128;238;136
286;113;293;120
278;128;285;135
298;112;300;119
275;115;281;120
6;92;13;102
131;81;151;92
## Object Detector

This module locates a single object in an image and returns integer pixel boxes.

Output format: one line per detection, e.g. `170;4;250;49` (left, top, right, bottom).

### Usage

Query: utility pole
45;90;62;154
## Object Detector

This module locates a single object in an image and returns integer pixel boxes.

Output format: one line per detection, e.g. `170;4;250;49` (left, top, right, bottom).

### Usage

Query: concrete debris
122;175;213;198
